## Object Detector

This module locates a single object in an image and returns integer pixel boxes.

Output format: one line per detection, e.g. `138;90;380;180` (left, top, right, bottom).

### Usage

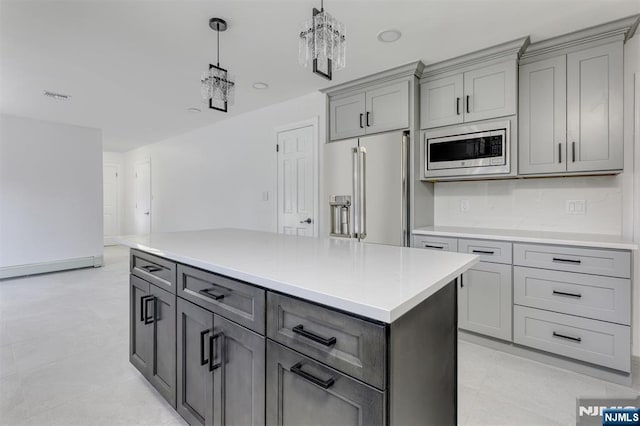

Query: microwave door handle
352;147;359;238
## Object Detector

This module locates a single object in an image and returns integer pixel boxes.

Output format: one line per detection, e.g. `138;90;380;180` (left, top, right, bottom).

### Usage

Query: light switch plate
460;199;470;212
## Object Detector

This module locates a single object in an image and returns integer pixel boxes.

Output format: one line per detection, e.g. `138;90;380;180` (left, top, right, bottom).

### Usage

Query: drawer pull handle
199;288;226;301
552;331;582;343
552;257;581;264
472;250;495;255
424;244;444;250
290;362;335;389
209;333;224;372
200;329;211;366
141;265;162;273
292;324;336;346
552;290;582;299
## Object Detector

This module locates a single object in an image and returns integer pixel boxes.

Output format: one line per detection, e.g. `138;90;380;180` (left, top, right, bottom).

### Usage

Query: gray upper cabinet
328;80;410;141
463;61;517;122
420;74;464;128
566;42;623;172
459;261;513;341
365;80;409;134
518;56;567;175
420;60;517;129
518;15;633;177
213;315;265;426
329;92;366;140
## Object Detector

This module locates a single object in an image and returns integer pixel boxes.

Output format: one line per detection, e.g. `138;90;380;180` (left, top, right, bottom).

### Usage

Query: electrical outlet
460;199;470;212
566;200;586;215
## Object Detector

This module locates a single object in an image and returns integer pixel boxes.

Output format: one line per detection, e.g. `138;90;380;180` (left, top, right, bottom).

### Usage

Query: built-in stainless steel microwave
423;120;511;179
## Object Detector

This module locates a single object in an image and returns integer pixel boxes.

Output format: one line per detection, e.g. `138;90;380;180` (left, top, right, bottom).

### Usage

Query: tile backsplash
433;176;623;235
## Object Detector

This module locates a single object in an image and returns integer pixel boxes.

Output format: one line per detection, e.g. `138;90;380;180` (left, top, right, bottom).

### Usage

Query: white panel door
134;160;151;235
365;81;409;134
420;74;464;129
519;56;567;175
277;125;316;237
567;42;624;172
329;92;365;141
103;163;119;244
463;61;516;122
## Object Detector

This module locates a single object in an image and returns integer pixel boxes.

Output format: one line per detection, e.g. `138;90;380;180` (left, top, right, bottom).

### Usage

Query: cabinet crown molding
320;61;423;96
421;37;530;80
521;14;640;63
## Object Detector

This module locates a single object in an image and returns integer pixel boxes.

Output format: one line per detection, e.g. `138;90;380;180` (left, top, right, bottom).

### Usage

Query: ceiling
1;0;638;152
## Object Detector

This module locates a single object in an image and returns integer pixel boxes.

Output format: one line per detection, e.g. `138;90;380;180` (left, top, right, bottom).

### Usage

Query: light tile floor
0;245;638;425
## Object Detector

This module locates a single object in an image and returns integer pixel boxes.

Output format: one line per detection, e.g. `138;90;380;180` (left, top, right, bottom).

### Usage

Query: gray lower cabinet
176;297;265;426
129;275;176;408
266;340;384;426
459;262;513;341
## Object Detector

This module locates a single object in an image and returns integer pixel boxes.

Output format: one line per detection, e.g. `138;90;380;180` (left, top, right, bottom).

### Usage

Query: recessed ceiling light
43;90;71;100
187;107;201;113
377;29;402;43
252;82;269;90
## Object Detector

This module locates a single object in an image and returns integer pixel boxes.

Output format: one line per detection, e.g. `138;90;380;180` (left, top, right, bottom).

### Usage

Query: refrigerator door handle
359;147;367;239
352;147;360;238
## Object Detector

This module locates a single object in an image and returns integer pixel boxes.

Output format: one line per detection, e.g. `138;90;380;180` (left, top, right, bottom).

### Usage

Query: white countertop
117;229;479;323
412;226;638;250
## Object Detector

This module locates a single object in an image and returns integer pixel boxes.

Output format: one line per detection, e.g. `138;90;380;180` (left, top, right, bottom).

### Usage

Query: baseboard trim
104;236;119;246
459;330;634;387
0;256;103;279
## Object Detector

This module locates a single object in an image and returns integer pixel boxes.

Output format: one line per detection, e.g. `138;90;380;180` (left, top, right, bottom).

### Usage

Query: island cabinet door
148;284;177;408
130;276;152;377
459;262;513;341
177;298;215;426
266;340;384;426
212;315;265;426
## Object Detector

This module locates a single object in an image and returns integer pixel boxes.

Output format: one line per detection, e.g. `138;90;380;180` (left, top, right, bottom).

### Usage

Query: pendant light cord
216;22;220;67
321;0;324;11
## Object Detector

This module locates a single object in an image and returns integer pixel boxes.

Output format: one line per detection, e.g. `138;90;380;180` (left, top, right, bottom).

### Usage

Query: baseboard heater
0;256;103;279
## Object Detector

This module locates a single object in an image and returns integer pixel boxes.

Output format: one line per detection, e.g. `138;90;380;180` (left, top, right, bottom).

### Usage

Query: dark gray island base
129;248;458;426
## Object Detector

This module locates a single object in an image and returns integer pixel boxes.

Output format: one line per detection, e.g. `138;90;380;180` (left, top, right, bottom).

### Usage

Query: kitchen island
119;228;479;426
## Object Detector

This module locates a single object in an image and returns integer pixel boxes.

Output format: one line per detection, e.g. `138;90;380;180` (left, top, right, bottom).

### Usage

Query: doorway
134;159;151;235
276;118;319;237
103;163;120;245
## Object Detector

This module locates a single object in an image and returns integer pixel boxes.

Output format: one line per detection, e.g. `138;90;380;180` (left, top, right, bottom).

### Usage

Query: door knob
144;212;150;215
300;218;312;224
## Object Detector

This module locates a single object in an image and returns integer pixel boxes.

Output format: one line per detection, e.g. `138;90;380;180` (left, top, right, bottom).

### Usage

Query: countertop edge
412;228;638;251
118;237;479;324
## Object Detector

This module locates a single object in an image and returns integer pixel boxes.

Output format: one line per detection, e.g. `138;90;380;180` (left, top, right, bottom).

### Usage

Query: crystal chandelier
201;18;235;112
298;0;346;80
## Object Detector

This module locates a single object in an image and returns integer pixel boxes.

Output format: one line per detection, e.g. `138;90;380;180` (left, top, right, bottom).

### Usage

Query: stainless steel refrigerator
324;131;409;246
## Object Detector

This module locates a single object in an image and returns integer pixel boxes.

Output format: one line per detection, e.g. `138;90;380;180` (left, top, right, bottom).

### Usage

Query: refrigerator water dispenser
329;195;351;237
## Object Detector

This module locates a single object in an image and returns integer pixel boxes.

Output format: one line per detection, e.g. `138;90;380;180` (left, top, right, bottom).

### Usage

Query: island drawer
177;264;265;334
267;292;386;390
131;249;177;293
514;266;631;325
412;235;458;252
513;244;631;278
458;239;512;264
266;340;384;426
514;306;630;372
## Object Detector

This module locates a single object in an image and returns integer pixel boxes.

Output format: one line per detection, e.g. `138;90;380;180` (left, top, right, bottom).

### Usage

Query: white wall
103;151;124;242
122;92;325;235
0;114;103;271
